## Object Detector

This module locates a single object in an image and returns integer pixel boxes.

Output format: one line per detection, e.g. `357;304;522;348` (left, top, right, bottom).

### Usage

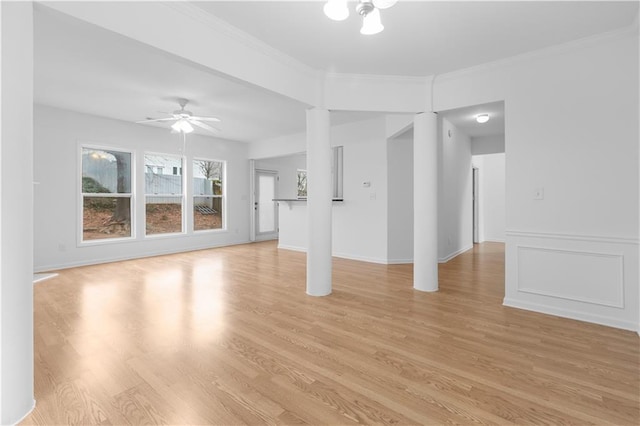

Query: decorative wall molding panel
505;231;639;331
516;246;624;308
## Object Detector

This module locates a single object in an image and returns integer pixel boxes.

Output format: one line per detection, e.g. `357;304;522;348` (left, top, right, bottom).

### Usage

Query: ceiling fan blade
190;116;221;123
136;117;175;124
191;120;220;133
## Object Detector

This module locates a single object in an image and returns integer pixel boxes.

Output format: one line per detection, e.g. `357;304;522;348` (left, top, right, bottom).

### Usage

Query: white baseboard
277;245;402;265
503;297;638;332
483;238;505;243
277;244;306;253
438;244;473;263
34;240;252;272
332;251;389;264
255;234;278;242
9;398;35;426
386;258;413;265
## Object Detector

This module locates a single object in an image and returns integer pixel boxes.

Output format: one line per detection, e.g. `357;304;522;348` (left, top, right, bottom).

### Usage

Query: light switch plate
534;187;544;200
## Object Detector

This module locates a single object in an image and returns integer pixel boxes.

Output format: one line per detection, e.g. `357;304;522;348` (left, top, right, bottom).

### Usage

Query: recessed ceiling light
476;114;490;124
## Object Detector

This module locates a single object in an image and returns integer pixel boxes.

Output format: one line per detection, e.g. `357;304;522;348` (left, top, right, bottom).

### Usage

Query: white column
413;112;439;292
306;108;332;296
0;1;36;423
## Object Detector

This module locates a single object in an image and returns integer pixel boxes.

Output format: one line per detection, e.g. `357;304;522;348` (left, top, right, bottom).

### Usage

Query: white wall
435;28;639;330
472;153;506;243
439;118;473;262
34;105;250;271
265;116;390;263
0;2;35;423
333;117;388;262
471;134;505;155
387;133;413;263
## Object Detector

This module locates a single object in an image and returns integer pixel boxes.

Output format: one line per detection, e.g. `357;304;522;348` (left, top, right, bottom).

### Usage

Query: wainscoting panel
517;246;624;308
504;230;639;331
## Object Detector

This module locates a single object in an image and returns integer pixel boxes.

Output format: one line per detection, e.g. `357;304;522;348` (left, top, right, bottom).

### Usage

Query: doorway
472;167;480;243
255;170;278;240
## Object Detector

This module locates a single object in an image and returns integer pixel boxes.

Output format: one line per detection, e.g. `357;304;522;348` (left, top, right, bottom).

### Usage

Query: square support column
306;108;332;296
0;1;36;423
413;112;439;292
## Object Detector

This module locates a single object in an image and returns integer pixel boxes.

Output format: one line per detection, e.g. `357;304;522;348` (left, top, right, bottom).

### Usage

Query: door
255;170;278;240
472;167;479;243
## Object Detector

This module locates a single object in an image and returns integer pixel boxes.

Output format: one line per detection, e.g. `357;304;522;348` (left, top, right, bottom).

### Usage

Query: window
193;159;224;231
145;154;184;235
81;147;133;241
297;146;343;199
297;169;307;198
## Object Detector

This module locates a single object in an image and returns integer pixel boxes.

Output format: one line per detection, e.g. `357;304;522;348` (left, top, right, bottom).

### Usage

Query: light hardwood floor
23;242;639;425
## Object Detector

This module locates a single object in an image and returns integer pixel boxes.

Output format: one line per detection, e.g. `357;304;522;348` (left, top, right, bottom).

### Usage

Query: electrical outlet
58;244;66;252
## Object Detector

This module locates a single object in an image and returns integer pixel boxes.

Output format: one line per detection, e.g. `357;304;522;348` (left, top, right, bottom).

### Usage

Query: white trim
331;251;389;265
483;238;505;243
516;245;625;309
386;258;413;265
503;298;637;332
33;273;58;284
9;398;36;426
438;244;474;263
78;143;136;246
276;244;393;265
326;71;429;85
34;240;251;273
277;244;306;253
506;229;639;245
255;234;278;242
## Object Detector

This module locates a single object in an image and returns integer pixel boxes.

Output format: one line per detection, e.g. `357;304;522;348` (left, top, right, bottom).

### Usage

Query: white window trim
78;143;136;246
144;152;186;237
193;157;227;232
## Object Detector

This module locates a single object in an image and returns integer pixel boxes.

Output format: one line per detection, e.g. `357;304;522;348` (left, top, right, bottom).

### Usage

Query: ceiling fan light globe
360;8;384;35
324;0;349;21
372;0;398;10
172;119;194;133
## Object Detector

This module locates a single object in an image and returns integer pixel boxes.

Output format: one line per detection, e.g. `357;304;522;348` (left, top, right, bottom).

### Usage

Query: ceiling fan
136;98;221;134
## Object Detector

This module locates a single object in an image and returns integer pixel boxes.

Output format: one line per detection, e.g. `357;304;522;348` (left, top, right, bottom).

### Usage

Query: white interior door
255;170;278;239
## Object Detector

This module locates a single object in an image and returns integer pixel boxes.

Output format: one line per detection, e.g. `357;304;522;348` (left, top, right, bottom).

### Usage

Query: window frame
143;152;186;237
192;157;226;233
78;144;135;246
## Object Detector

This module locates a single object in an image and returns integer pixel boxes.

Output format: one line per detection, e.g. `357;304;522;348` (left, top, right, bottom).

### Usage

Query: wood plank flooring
23;242;639;425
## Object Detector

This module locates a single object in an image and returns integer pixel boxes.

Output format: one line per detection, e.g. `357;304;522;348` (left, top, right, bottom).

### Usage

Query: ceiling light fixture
358;4;384;35
324;0;397;35
476;114;490;124
324;0;349;21
171;118;194;134
137;98;220;135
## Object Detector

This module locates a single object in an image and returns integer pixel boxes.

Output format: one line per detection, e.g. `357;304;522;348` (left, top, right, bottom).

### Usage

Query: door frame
254;169;279;241
472;167;480;244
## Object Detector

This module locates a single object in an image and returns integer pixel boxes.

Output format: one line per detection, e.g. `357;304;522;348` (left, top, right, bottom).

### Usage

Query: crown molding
325;72;429;85
436;20;639;83
160;0;322;80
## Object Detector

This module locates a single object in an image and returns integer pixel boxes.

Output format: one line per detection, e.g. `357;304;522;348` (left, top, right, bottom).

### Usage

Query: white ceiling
34;5;309;143
34;1;637;144
195;1;638;76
